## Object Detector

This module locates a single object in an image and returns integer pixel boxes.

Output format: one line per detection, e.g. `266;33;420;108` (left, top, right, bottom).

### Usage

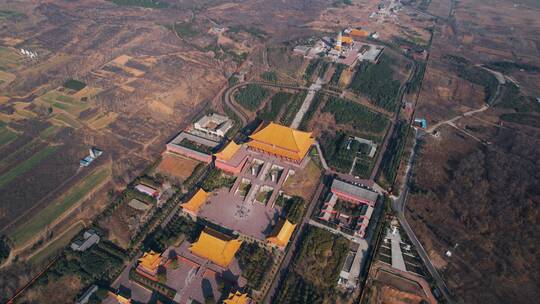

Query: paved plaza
199;150;309;240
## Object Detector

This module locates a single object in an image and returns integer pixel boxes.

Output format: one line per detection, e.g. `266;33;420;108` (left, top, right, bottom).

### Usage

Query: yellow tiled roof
350;28;369;37
190;228;242;268
115;294;131;304
267;219;296;248
223;291;251;304
248;122;314;161
214;141;241;161
341;36;353;44
138;250;161;271
182;188;208;214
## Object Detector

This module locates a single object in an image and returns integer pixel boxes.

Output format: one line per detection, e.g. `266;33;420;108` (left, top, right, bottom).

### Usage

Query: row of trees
319;131;357;173
281;196;307;224
443;54;499;103
37;240;126;288
257;92;291;121
0;235;10;266
273;226;349;304
201;168;236;192
378;119;409;185
348;54;401;111
235;242;274;290
234;84;270;111
321;96;389;134
330;63;346;86
279;91;307;126
298;93;323;131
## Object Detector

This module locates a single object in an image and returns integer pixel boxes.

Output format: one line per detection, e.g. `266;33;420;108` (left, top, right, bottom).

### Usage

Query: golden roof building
247;122;314;163
190;228;242;268
214;141;241;161
341;36;353;44
223;291;251;304
350;28;369;38
181;188;209;216
267;219;296;248
137;250;161;276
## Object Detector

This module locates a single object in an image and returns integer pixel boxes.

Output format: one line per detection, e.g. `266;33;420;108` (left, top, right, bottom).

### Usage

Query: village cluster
294;27;384;67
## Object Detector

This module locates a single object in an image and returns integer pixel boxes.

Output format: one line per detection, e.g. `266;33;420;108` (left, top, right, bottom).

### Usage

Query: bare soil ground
156;153;201;181
282;159;322;201
18;274;82;304
366;262;436;304
99;202;150;250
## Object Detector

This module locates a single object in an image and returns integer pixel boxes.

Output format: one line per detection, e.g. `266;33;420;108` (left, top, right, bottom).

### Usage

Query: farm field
9;166;111;246
0;122;17;146
0;46;22;70
0;146;58;189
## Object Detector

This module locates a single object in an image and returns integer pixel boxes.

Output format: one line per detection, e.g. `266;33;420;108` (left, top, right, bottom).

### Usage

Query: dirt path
23;220;86;262
426;104;489;133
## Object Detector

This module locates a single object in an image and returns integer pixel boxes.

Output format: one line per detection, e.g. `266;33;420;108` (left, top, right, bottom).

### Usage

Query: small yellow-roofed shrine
223;291;251;304
181;188;208;215
137;250;161;274
350;28;369;37
247;122;314;162
214;141;241;161
190;228;242;268
267;219;296;248
115;294;131;304
341;36;353;44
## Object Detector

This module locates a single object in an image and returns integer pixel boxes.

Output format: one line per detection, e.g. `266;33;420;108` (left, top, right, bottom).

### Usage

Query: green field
0;47;22;70
0;126;17;146
54;113;83;128
0;146;58;189
28;222;85;265
0;9;25;20
63;79;86;92
0;138;43;171
40;125;62;139
10;167;110;246
40;91;90;117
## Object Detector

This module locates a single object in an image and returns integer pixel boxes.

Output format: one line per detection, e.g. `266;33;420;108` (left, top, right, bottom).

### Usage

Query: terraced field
0;146;58;189
9;165;111;246
0;122;17;146
0;46;22;70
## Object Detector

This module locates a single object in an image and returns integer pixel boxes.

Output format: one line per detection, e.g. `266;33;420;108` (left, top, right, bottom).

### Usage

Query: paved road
222;83;249;127
392;130;454;303
264;180;326;303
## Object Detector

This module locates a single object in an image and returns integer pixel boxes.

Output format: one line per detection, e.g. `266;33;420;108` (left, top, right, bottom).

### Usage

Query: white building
71;230;100;252
193;113;233;138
